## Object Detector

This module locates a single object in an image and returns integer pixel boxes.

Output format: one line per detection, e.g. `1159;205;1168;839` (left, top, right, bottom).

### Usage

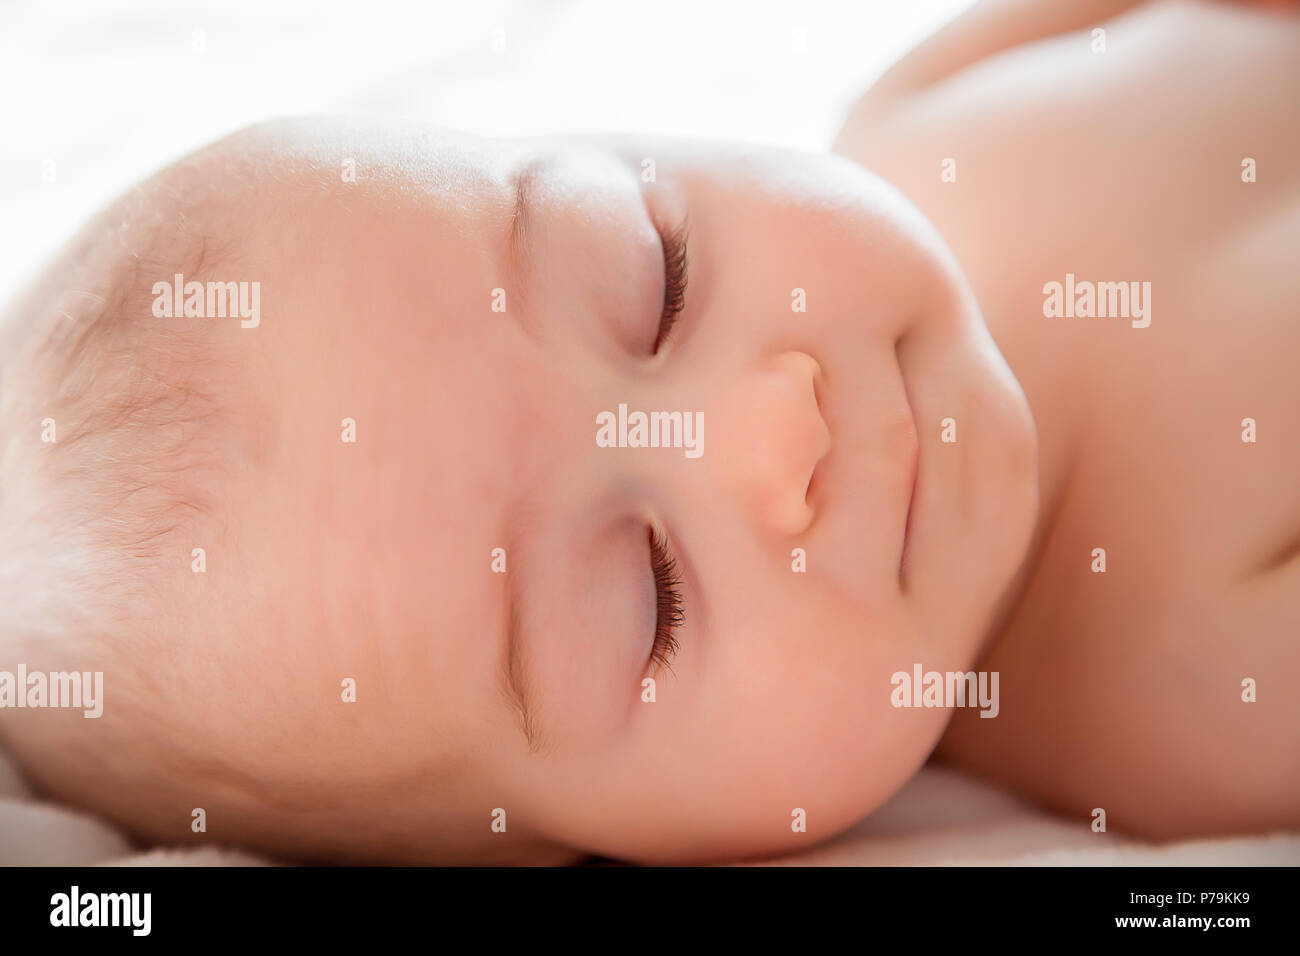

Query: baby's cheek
704;603;933;785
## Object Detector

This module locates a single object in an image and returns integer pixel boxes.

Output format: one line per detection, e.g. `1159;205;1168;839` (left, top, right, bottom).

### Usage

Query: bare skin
835;0;1300;837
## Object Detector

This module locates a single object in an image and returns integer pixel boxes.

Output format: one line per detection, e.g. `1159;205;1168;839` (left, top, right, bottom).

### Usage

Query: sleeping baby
0;0;1296;864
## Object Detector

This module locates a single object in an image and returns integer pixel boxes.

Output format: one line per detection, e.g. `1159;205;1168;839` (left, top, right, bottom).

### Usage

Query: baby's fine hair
0;161;244;693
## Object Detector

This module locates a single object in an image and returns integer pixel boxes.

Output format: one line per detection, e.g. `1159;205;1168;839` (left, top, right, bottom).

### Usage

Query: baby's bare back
836;0;1300;836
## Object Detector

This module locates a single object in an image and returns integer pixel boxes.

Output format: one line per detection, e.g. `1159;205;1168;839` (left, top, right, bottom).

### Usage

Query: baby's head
0;117;1037;863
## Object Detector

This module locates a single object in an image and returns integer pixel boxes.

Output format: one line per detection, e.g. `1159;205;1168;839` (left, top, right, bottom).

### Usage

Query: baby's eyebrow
499;547;546;754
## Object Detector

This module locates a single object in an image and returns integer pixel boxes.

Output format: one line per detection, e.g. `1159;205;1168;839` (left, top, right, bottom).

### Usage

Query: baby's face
142;118;1037;862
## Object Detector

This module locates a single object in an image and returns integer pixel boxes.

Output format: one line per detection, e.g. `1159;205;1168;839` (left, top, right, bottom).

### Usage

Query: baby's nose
714;351;830;536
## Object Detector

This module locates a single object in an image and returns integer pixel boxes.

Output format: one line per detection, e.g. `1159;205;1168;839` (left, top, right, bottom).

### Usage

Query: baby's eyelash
648;526;685;675
652;219;689;353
